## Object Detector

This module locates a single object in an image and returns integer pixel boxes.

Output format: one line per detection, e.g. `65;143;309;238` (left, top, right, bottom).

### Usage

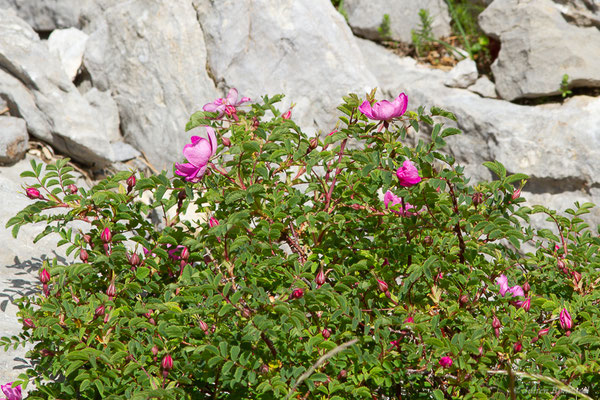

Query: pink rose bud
101;227;112;243
459;294;469;307
522;281;530;293
559;308;572;330
151;345;159;356
513;341;522;353
106;282;116;298
224;104;237;117
292;288;304;299
511;188;521;200
377;279;389;293
439;356;453;368
208;217;220;228
494;327;500;338
492;316;501;329
129;253;140;267
180;247;189;261
572;271;581;283
478;346;484;357
521;297;531;312
95;304;105;318
26;187;41;200
338;369;347;380
127;174;136;191
327;129;338;136
403;316;414;324
315;269;325;286
472;192;484;206
0;382;22;400
321;328;331;339
23;318;35;329
39;268;50;284
557;259;565;270
79;249;88;263
67;184;78;194
281;110;292;120
221;137;231;147
199;320;208;332
309;137;318;150
162;354;173;371
538;328;550;337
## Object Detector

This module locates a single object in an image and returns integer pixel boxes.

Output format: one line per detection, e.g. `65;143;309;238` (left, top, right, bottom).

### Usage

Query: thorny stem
445;178;466;264
325;138;348;211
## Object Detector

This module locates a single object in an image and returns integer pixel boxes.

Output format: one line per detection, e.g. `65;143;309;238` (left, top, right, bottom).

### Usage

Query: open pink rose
359;93;408;121
1;382;22;400
203;88;250;118
383;191;418;216
495;274;525;306
396;160;421;187
175;127;217;182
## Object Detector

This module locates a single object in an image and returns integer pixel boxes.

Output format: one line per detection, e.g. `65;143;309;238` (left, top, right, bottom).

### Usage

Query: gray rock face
83;0;218;170
479;0;600;100
0;9;117;166
444;58;478;89
194;0;377;135
0;116;27;165
0;0;97;31
47;27;89;81
468;76;498;98
358;39;600;212
343;0;452;42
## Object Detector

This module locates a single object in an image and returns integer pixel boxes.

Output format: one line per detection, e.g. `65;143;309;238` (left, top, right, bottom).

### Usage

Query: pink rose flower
203;88;250;118
439;356;453;368
175;127;217;182
359;93;408;121
396;160;421;187
559;308;572;330
383;190;418;216
1;382;22;400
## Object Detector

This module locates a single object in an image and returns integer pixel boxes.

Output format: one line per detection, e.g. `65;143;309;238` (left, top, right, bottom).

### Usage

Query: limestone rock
47;28;89;81
0;9;116;166
83;87;120;143
194;0;377;135
468;76;497;98
0;116;27;165
343;0;452;43
83;0;218;170
444;58;478;89
0;0;98;31
479;0;600;100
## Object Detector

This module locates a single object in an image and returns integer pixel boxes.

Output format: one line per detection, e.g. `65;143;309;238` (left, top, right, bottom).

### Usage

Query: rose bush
2;90;600;399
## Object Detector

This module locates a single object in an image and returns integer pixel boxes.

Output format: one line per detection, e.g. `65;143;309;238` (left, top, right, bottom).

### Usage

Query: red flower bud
23;318;35;329
521;297;531;312
162;354;173;371
538;328;550;337
439;356;453;368
180;247;189;261
315;269;325;286
377;279;389;293
199;320;208;332
79;249;88;263
559;308;572;330
494;327;500;338
513;341;522;353
67;184;78;194
522;281;530;293
321;328;331;339
129;253;140;267
106;282;116;298
557;259;565;270
309;137;318;150
221;137;231;147
101;227;112;243
39;268;50;284
404;316;414;324
95;304;105;318
472;192;484;206
459;294;469;307
492;316;501;329
511;188;521;200
292;288;304;299
151;345;159;356
281;110;292;120
25;187;42;200
338;369;347;380
208;217;220;228
127;174;136;192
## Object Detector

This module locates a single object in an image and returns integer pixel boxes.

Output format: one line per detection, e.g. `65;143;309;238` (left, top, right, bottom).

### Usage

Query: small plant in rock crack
3;87;600;399
560;74;573;98
377;14;392;41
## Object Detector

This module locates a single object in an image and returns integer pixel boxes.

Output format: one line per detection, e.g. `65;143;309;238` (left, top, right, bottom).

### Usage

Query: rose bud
513;341;522;353
162;354;173;371
522;281;530;293
291;288;304;299
423;236;433;246
309;137;318;150
106;282;116;298
403;316;414;324
322;328;331;340
559;308;572;330
199;320;208;332
95;305;105;318
100;227;112;243
152;345;159;356
472;192;484;206
39;268;50;284
25;187;42;200
180;247;189;261
67;184;78;194
377;279;389;293
315;269;325;286
208;217;220;228
23;318;35;329
521;297;531;312
459;294;469;307
82;234;92;244
260;364;269;374
338;369;347;380
221;137;231;147
79;249;89;263
281;110;292;120
126;174;136;192
129;253;140;267
511;188;521;200
492;316;501;329
538;328;550;337
439;356;453;368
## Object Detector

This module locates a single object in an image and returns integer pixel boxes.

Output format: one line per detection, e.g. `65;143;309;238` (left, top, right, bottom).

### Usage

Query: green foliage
445;0;490;60
411;9;434;57
377;14;392;41
4;91;600;399
330;0;348;22
560;74;573;98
